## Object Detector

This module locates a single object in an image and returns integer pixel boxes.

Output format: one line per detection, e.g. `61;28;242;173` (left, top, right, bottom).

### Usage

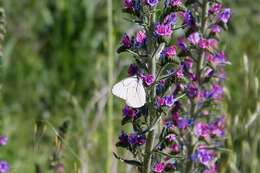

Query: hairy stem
142;11;156;173
197;0;209;83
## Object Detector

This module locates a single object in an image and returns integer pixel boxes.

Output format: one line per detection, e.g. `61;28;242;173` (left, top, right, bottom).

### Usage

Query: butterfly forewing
112;76;146;108
125;79;146;108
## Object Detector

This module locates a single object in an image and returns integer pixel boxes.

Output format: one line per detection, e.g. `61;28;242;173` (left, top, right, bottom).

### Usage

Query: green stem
142;130;155;173
107;0;114;172
142;11;156;173
197;0;209;83
185;1;209;172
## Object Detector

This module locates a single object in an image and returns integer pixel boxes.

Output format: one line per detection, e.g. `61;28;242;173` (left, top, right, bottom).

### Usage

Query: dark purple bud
122;105;137;119
128;64;138;76
187;83;198;98
117;131;129;147
122;0;134;9
128;133;146;145
121;33;132;48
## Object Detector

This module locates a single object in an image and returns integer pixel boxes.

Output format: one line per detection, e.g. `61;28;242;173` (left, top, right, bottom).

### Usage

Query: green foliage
0;0;259;172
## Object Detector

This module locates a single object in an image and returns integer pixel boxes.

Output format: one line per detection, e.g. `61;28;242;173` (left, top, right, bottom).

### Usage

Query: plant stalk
142;11;156;173
197;0;209;83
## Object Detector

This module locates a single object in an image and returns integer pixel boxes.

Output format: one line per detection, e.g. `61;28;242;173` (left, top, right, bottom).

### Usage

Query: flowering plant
114;0;231;172
0;135;9;173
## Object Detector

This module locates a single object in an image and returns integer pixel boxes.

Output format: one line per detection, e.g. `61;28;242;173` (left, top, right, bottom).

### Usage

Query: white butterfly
112;76;146;108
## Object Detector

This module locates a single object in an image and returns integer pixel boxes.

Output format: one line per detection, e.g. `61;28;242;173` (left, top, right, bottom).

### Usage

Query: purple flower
117;131;129;147
121;33;131;48
192;145;216;168
182;11;195;27
187;83;198;98
188;32;201;45
153;162;165;173
163;13;177;26
218;8;232;24
171;144;180;154
122;105;137;119
198;38;209;49
0;161;9;173
164;95;175;107
170;0;182;6
135;30;146;45
209;116;225;137
155;24;173;37
165;134;176;142
128;133;146;145
208;84;224;101
0;136;8;146
208;3;223;14
210;25;221;33
203;67;214;80
177;118;191;129
141;74;154;86
177;37;187;50
194;122;211;139
123;0;133;9
163;45;177;58
146;0;159;7
211;51;230;65
175;67;184;78
207;39;218;49
128;64;138;76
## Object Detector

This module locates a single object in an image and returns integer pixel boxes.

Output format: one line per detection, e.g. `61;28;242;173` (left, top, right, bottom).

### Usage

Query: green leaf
113;152;142;167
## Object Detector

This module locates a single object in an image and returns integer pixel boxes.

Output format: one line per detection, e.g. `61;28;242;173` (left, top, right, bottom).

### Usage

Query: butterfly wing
125;79;146;108
112;76;139;100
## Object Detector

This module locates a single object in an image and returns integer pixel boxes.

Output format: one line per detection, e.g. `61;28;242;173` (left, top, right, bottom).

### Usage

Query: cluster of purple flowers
116;0;231;172
0;136;9;173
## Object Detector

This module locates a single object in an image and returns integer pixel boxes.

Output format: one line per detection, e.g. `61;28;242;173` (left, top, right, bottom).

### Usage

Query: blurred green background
0;0;259;173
